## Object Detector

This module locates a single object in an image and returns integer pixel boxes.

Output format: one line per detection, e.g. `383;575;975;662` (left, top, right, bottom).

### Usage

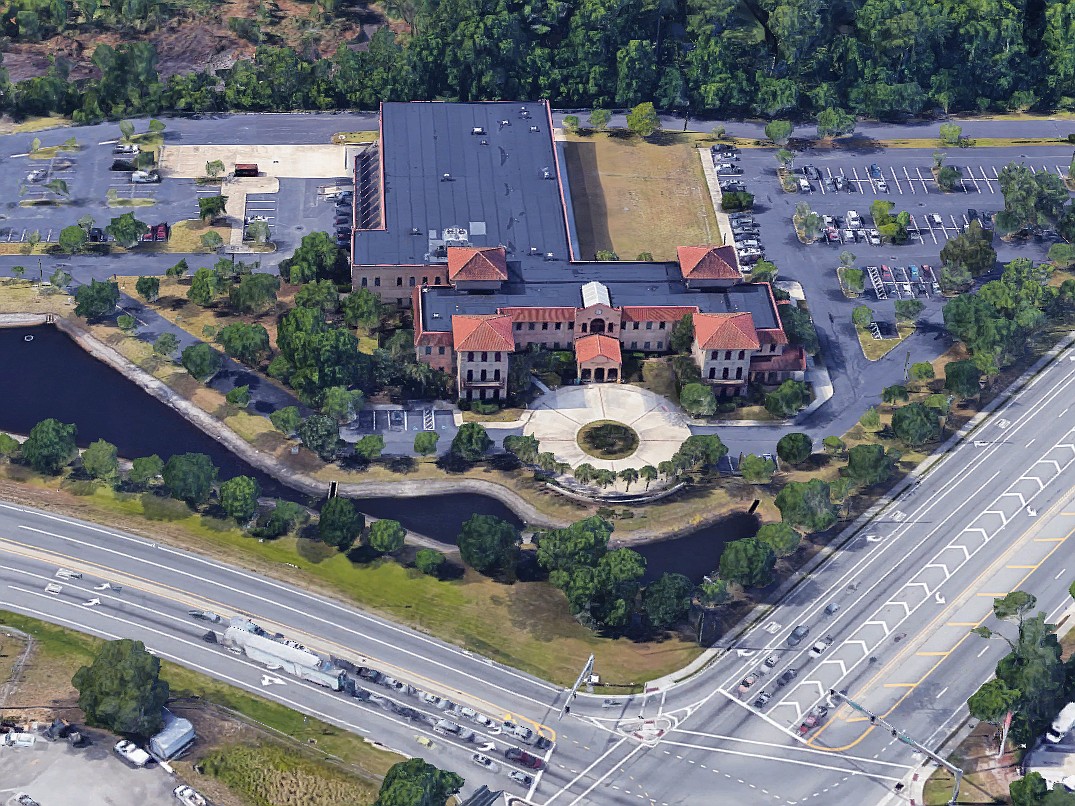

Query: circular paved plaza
524;385;691;472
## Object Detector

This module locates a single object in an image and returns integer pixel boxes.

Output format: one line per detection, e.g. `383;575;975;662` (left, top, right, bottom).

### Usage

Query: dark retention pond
0;326;755;580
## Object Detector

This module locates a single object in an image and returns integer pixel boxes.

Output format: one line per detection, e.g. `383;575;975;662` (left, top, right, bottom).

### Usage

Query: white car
55;568;82;580
846;211;862;228
876;178;889;192
114;740;151;767
867;229;882;245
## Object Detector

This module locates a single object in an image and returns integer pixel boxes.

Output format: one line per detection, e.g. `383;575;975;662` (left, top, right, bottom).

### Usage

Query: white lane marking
1057;569;1068;581
658;739;905;781
978;646;990;658
542;736;632;805
668;729;910;768
935;687;948;699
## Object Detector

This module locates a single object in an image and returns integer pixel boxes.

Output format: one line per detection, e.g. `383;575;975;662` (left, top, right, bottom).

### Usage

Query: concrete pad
159;144;356;179
524;384;690;472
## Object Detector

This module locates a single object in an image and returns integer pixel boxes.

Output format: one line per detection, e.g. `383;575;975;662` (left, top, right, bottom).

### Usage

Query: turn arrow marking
260;675;287;687
81;598;101;607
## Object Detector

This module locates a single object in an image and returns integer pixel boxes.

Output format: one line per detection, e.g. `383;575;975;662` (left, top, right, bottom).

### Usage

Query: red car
505;747;544;770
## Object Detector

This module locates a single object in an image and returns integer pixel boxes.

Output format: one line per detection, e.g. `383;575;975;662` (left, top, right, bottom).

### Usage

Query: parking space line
902;166;915;194
889;167;903;194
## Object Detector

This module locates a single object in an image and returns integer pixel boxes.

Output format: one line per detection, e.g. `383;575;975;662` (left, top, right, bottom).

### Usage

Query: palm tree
595;469;616;489
640;465;658;490
619;468;639;490
573;463;597;485
11;266;26;283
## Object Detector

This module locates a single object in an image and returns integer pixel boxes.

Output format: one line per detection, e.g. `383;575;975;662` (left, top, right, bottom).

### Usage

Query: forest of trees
3;0;1075;123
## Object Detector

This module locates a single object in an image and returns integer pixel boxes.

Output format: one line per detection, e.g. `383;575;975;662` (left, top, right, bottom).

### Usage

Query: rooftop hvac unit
530;126;540;133
443;227;469;244
441;172;452;182
471;127;486;135
544;252;554;261
541;167;552;180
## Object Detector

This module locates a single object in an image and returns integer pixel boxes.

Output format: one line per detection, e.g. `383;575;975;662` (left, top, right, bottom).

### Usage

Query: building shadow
561;140;613;259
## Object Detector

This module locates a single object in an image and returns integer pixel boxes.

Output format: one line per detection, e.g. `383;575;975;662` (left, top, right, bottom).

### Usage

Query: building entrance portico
575;334;621;383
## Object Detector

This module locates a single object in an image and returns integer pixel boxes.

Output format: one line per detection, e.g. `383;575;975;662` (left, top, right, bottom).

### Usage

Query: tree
217;322;271;367
562;114;580;133
229;273;280;314
187;268;220;307
843;267;864;294
891;402;938;446
45;178;70;198
909;362;935;386
354;434;385;462
295;279;341;314
859;406;881;431
82;439;118;481
270;406;301;435
413;431;440;456
74;279;119;320
10;266;26;283
775;479;838;533
945;359;983;399
642;572;693;629
105;212;149;248
626;102;659;137
816;107;856;138
118;120;135;141
932;151;947;170
319;497;364;550
503;434;540;464
882;384;909;404
765;379;807;417
369;518;407;554
619;467;639;490
201;231;224;250
752;259;779;284
588;109;611;132
640;465;658;490
851;305;874;328
940;221;996;277
415;548;446;577
1049;243;1075;270
181;342;221;382
765;119;793;145
846;444;895;487
775;148;795;169
72;639;169;738
450;423;491;462
116;314;136;333
939;123;962;147
822;436;846;456
342;288;382;329
968;678;1020;728
166;259;189;280
219;475;260;522
128;455;163;488
776;432;812;466
205;159;225;178
673;434;728;469
321;386;363;423
279;231;346;284
458;514;518;576
755;522;801;557
894;299;924;322
779;305;819;355
135;275;160;302
298;415;340;461
680;382;717;416
58;224;87;253
22;418;77;474
373;758;463;806
937;165;961;191
1010;773;1049;806
699;578;730;605
719;537;776;587
198;195;228;222
669;313;694;354
162;453;218;506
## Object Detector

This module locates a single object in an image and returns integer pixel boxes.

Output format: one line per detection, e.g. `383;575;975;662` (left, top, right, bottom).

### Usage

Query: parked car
738;239;762;249
867;229;882;245
798;177;812;192
506;747;545;769
846;210;863;229
822;176;836;191
788;625;810;646
876;178;889;192
825;228;841;243
173;785;208;806
803;165;821;180
777;669;798;687
841;229;856;243
798;705;829;735
868;163;882;179
416;736;435;748
471;753;499;772
834;175;849;192
753;691;773;708
715;163;742;174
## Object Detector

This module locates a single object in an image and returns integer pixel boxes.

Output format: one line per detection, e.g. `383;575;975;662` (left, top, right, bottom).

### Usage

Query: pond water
0;326;756;578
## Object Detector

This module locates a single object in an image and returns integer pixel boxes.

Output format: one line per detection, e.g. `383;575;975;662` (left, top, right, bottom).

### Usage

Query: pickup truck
114;740;151;767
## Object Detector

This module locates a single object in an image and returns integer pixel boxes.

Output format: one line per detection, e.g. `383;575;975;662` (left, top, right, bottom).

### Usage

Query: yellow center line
808;516;1075;751
915;651;950;657
883;683;917;688
1006;565;1039;570
976;592;1011;597
1035;537;1067;542
946;622;978;627
0;535;557;740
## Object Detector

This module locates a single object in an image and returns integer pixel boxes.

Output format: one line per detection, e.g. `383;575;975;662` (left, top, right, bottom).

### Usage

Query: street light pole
829;689;963;805
559;654;595;720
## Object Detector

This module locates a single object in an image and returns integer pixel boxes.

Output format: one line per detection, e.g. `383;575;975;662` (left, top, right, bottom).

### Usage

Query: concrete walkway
523;385;691;472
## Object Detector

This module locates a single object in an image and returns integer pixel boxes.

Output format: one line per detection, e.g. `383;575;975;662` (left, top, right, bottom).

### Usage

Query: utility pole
829;689;963;805
559;654;595;720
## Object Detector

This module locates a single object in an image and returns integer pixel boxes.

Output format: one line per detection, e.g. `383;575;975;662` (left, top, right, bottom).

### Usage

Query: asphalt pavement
4;338;1075;804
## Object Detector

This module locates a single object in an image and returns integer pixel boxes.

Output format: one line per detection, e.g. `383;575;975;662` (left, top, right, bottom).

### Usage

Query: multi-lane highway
5;343;1075;804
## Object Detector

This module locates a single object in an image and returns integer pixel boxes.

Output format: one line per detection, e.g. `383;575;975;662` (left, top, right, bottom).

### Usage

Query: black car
777;669;798;687
533;735;553;750
357;667;383;683
352;687;372;701
803;165;821;180
967;208;979;222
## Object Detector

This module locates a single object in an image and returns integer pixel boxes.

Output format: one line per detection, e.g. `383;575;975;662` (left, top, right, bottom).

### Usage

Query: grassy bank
0;468;702;687
0;611;397;806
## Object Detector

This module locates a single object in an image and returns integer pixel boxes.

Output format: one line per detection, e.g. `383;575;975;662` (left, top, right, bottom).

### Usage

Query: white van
798;177;812;192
